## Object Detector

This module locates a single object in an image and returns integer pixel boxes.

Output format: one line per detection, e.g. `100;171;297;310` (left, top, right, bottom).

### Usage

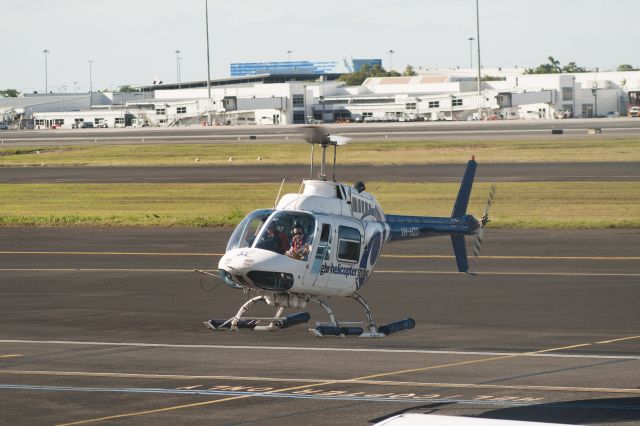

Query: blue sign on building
230;61;338;77
352;59;383;72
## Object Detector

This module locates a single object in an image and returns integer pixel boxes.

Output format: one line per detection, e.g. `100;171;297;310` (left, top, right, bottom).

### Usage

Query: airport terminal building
2;66;640;129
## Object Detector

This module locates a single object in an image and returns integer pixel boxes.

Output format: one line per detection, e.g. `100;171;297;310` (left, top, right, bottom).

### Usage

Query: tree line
338;64;417;86
525;56;638;74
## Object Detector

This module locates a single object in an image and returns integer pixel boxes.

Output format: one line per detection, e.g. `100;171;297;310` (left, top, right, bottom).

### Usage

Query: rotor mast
301;126;348;182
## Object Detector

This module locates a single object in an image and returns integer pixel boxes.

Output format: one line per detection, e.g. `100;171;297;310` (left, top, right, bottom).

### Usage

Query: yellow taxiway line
2;369;639;395
0;354;22;359
58;335;640;425
0;251;638;261
1;268;638;278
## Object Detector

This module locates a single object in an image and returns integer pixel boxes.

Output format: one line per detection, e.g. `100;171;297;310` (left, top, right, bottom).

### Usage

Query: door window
337;226;361;263
311;224;332;274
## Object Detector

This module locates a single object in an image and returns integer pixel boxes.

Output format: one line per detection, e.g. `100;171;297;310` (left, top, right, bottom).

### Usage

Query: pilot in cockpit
265;222;290;254
286;223;311;260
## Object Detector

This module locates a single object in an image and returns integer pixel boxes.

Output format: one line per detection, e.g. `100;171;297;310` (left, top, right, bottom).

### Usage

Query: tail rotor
472;184;496;258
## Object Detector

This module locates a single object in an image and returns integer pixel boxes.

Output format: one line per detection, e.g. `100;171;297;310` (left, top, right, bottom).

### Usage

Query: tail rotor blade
474;184;496;258
472;227;484;258
482;183;496;221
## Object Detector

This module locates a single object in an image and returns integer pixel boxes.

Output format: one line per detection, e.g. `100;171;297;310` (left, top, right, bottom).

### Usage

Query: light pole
475;0;482;120
88;59;94;108
43;49;50;93
387;49;395;71
205;0;212;125
287;50;292;63
321;75;325;123
175;49;182;89
593;67;599;117
467;37;475;68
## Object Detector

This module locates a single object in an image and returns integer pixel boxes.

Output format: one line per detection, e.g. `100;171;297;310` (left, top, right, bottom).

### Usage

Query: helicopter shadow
368;397;640;424
477;396;640;424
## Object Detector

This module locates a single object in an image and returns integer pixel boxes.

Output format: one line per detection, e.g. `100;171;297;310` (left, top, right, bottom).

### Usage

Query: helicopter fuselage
218;170;480;301
207;129;488;336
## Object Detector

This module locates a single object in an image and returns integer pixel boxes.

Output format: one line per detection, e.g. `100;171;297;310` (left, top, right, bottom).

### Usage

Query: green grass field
1;182;638;228
1;137;639;166
2;137;637;228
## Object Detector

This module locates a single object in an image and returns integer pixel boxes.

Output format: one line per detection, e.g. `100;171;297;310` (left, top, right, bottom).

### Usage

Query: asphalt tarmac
0;227;638;425
2;162;639;184
2;118;639;146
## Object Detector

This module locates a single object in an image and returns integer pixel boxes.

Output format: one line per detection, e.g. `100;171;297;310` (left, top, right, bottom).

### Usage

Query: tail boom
382;159;480;272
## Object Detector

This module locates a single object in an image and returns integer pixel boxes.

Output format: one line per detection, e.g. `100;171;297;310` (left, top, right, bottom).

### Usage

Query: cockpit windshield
225;209;274;252
254;211;316;260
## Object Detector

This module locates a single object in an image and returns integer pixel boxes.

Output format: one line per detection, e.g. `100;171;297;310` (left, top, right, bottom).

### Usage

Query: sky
1;0;638;93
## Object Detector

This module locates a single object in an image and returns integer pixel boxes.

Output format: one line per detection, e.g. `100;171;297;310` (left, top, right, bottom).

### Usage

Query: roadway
2;162;639;183
0;227;638;425
1;118;639;146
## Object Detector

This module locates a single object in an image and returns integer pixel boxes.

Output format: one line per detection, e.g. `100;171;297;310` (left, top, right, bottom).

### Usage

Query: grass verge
1;182;638;228
1;137;639;166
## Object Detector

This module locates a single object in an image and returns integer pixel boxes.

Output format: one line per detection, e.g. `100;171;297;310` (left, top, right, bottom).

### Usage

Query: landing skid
204;292;414;337
204;295;310;331
308;293;414;338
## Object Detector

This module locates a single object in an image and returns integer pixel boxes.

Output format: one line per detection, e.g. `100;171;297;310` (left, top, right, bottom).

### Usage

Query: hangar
2;68;640;129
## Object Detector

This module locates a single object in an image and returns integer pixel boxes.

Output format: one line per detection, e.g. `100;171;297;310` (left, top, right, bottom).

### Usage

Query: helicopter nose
218;249;297;292
218;250;256;285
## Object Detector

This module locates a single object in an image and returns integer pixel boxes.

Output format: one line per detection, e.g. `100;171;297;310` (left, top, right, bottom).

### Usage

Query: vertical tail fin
450;158;477;272
451;158;477;218
450;235;469;272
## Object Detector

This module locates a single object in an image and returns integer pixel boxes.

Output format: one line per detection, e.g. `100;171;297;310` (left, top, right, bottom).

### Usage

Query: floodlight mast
475;0;482;120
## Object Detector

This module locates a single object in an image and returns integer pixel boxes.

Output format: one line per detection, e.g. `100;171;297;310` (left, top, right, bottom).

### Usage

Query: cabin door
303;221;332;288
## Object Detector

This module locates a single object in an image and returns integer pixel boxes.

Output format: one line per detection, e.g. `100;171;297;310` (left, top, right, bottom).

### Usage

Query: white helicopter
201;127;494;337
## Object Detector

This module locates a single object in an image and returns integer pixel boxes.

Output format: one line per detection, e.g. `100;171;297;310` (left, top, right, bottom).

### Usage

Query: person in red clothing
266;223;290;254
286;223;310;260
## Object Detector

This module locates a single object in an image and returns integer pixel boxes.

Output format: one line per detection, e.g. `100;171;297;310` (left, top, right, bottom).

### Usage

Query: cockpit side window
225;209;273;252
254;211;316;260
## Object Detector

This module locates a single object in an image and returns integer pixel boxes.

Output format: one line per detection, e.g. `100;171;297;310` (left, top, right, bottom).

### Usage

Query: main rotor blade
329;135;351;146
300;125;330;145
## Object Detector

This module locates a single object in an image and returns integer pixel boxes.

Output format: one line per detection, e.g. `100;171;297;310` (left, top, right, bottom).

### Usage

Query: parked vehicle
628;106;640;117
554;109;573;119
79;122;94;128
0;122;9;130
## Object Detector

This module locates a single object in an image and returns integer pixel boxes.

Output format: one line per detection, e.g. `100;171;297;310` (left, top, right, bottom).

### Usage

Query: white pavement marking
2;369;640;395
1;339;639;360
